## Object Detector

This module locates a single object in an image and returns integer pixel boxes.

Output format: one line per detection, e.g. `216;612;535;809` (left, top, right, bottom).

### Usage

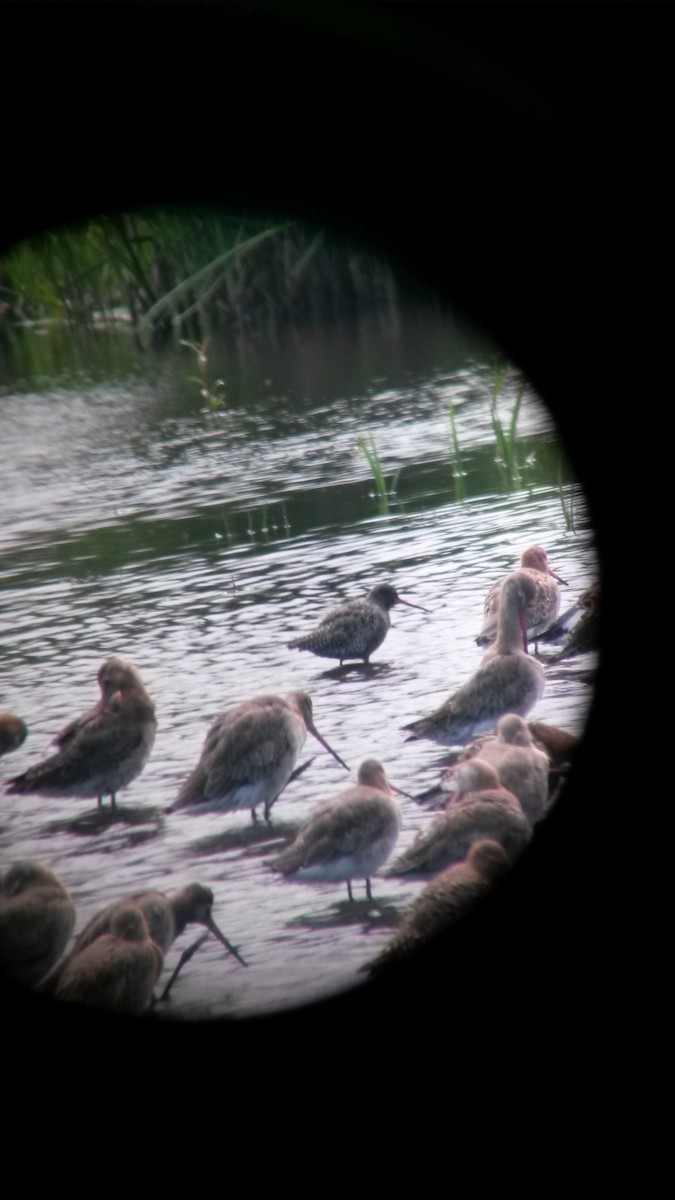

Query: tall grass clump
180;338;226;411
358;434;393;514
1;211;417;344
490;361;524;489
558;459;578;533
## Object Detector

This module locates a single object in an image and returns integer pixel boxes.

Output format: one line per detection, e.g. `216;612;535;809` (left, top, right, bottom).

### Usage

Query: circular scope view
0;210;598;1019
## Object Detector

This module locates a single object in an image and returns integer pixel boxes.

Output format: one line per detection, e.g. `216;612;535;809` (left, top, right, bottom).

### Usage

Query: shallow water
0;310;598;1019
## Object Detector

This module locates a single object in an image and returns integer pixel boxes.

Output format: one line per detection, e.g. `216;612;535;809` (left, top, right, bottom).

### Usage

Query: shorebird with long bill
404;571;545;747
167;691;348;823
387;759;531;878
476;545;567;648
288;582;429;666
42;882;247;1002
266;758;402;901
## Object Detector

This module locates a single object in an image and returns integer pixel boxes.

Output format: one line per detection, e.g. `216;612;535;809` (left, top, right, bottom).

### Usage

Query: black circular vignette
1;1;644;1093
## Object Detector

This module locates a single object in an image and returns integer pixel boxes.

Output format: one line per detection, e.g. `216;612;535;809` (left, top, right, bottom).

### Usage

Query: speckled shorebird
404;571;545;746
266;758;402;901
0;714;28;759
4;658;156;809
367;839;510;974
0;861;76;988
476;545;568;647
167;691;349;823
387;759;531;878
288;582;429;666
445;714;550;826
53;904;163;1016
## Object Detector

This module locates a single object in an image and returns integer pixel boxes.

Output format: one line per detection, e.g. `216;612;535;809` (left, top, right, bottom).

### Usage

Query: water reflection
0;309;598;1019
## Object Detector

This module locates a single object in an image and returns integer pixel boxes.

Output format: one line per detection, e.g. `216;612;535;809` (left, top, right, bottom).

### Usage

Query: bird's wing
201;706;297;799
291;793;389;867
449;657;543;724
52;702;101;750
12;701;153;792
312;600;371;637
483;579;501;619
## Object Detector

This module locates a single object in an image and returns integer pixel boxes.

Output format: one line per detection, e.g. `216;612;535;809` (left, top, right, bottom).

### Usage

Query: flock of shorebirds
0;544;598;1015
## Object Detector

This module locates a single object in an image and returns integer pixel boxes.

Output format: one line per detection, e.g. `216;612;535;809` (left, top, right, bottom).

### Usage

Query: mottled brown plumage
388;759;531;878
476;546;567;647
288;582;428;665
167;691;348;822
4;658;156;808
368;839;510;973
44;882;246;1002
404;572;545;746
445;714;550;825
266;758;401;900
53;904;163;1016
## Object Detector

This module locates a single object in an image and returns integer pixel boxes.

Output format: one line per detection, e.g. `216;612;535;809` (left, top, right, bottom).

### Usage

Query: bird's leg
98;795;104;809
366;878;373;902
159;932;211;1002
347;880;354;902
250;807;258;824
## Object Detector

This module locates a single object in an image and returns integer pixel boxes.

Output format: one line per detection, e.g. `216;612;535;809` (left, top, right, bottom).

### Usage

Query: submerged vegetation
0;210;423;345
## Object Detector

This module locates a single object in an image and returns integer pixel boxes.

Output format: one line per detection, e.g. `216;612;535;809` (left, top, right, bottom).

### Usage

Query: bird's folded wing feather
295;794;387;866
202;712;296;798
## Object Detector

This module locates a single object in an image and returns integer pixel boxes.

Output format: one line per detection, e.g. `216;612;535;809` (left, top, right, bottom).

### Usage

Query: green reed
180;338;225;410
490;361;524;489
1;211;413;343
558;460;577;533
358;434;390;514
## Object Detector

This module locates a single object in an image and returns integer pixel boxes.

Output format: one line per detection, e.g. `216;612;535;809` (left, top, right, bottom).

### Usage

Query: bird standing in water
42;882;247;1001
288;582;429;666
266;758;402;901
404;571;545;746
4;658;156;809
0;860;76;988
476;546;567;648
167;691;348;823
